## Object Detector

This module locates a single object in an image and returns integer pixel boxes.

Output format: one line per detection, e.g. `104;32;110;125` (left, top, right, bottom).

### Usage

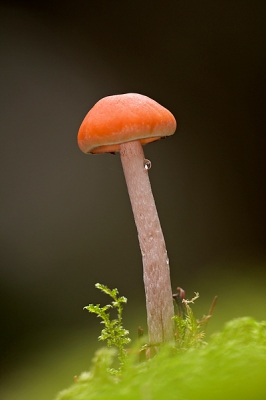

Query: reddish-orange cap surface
77;93;177;154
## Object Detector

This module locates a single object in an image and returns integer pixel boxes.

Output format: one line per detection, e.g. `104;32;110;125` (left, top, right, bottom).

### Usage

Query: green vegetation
55;285;266;400
83;283;131;372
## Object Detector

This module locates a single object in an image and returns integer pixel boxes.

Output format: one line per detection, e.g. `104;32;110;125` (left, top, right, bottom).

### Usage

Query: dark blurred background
1;1;266;399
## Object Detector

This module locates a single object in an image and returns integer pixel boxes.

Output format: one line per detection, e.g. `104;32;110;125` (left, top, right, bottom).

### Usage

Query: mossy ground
55;287;266;400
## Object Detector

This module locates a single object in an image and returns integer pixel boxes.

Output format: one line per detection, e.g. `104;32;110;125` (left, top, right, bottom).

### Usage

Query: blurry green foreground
55;317;266;400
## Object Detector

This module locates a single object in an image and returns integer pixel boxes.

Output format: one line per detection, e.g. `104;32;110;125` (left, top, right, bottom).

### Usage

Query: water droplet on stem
144;159;152;170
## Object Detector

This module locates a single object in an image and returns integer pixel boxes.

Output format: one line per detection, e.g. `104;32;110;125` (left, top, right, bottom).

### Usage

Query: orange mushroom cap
77;93;177;154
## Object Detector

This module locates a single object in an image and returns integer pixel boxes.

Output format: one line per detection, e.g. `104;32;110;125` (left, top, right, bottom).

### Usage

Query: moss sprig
173;292;207;350
84;283;131;372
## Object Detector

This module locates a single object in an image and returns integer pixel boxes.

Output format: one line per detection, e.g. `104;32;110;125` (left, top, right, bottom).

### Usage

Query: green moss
83;283;131;373
55;286;266;400
56;318;266;399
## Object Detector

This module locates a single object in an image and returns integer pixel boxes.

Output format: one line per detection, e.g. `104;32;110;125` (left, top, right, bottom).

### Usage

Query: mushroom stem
120;140;174;344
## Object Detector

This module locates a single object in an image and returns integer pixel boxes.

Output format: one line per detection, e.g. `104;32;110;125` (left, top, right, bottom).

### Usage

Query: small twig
204;295;218;332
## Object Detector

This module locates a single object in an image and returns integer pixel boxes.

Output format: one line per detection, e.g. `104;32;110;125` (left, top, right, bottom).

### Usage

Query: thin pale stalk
120;140;174;344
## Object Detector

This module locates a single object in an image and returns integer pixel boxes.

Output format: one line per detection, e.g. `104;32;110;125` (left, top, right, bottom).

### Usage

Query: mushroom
78;93;176;345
